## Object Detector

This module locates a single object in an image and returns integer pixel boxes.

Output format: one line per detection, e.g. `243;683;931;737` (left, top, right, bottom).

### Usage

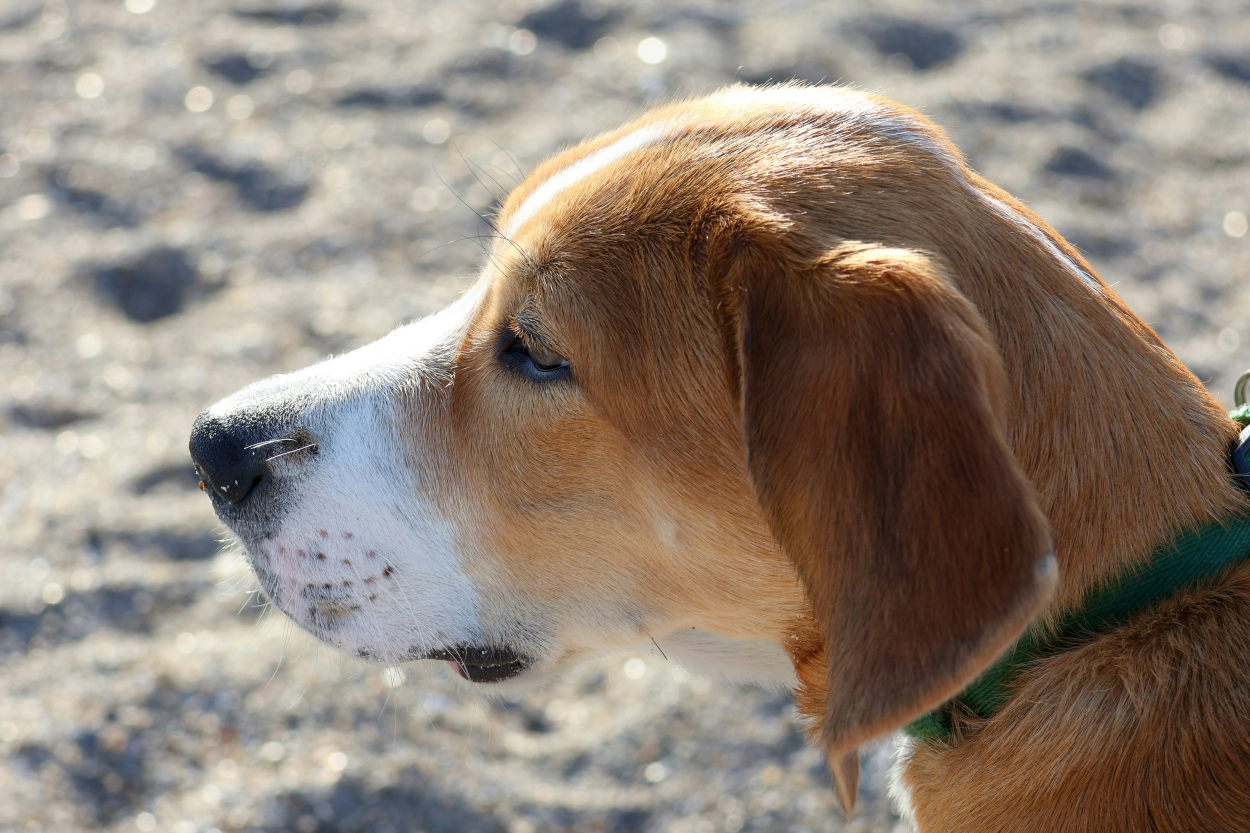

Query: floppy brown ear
724;240;1056;763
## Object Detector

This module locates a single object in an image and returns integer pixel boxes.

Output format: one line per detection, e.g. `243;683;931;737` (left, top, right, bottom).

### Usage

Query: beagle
189;85;1250;832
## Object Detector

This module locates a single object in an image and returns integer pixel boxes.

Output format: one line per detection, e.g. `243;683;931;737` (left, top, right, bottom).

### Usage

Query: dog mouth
420;645;530;683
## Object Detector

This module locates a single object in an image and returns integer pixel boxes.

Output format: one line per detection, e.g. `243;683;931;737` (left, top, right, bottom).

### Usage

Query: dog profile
190;85;1250;832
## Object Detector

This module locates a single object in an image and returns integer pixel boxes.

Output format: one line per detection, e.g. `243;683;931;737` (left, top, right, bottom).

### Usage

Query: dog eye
501;335;571;380
524;343;569;372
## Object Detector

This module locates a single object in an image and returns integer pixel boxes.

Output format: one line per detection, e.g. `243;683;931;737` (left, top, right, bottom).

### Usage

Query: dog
190;85;1250;832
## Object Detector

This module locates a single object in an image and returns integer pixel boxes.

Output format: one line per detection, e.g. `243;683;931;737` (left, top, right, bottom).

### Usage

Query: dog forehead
494;94;807;249
492;88;900;261
500;121;674;240
484;153;703;322
483;83;1038;325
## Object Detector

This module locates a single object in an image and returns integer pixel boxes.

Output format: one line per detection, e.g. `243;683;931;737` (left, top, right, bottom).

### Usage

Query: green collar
904;516;1250;742
904;405;1250;743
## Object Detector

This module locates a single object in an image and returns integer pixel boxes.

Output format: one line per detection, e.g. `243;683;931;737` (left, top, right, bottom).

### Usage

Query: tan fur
400;85;1250;830
902;561;1250;831
723;238;1055;756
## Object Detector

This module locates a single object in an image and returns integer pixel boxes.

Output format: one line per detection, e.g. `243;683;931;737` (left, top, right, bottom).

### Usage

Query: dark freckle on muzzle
303;585;361;631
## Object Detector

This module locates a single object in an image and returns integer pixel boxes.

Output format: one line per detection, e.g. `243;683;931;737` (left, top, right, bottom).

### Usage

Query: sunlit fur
443;84;1250;828
210;85;1250;830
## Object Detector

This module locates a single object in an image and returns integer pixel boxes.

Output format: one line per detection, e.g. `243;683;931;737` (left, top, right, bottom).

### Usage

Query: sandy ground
2;1;1250;831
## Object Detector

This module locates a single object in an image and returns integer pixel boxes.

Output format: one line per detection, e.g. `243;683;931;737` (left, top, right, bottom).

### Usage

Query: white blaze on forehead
503;122;671;238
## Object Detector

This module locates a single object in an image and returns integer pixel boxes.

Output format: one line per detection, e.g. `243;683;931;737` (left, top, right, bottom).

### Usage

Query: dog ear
721;239;1056;770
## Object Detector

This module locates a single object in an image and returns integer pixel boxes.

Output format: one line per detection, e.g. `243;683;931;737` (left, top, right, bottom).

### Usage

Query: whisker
472;132;525;181
433;165;500;235
245;438;297;451
413;235;493;263
475;159;520;187
264;444;317;462
289;639;321;710
431;166;529;264
648;633;669;661
454;139;509;202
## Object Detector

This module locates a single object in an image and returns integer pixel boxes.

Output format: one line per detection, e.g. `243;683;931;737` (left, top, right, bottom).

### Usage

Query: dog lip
451;660;528;684
418;645;530;683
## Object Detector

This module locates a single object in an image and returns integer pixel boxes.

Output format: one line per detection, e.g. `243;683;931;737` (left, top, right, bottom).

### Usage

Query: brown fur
902;561;1250;831
404;85;1250;830
723;238;1055;755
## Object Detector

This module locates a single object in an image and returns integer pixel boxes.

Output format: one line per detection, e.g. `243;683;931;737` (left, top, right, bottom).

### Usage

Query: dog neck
949;205;1246;614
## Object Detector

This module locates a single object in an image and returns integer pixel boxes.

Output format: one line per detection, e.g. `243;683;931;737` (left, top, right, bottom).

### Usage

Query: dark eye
500;335;571;381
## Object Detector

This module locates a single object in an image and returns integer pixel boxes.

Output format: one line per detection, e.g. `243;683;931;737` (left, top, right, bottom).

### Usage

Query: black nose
189;413;267;505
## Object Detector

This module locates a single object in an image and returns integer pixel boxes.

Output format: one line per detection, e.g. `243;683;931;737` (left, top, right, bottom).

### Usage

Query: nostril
201;461;262;504
189;413;269;505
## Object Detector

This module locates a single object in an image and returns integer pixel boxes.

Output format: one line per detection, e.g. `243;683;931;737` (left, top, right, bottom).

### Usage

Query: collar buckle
1231;370;1250;490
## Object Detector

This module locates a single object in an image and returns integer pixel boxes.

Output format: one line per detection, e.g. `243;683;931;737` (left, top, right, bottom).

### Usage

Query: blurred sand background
2;1;1250;831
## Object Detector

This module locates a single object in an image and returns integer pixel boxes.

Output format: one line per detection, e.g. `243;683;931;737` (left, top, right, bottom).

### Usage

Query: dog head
191;85;1057;763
